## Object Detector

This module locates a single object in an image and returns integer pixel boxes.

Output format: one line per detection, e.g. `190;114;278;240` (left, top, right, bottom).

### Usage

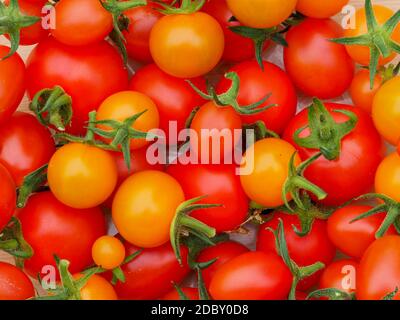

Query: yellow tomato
74;274;118;300
296;0;349;18
375;153;400;202
92;236;126;270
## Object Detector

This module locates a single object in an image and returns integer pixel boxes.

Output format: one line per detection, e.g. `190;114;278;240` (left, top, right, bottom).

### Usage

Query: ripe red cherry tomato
319;259;358;296
0;163;15;232
161;287;199;300
284;18;354;99
0;262;35;300
18;192;107;278
217;60;297;135
26;37;128;134
283;103;385;206
0;112;55;186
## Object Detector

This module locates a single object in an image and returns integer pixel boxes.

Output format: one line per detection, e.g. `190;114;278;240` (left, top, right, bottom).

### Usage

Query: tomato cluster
0;0;399;301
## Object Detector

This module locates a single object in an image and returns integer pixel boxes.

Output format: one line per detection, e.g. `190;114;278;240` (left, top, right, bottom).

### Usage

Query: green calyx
156;0;205;15
294;99;358;161
383;287;399;300
17;164;48;209
30;86;73;132
331;0;400;88
187;72;276;115
0;0;40;59
307;288;355;301
243;121;279;148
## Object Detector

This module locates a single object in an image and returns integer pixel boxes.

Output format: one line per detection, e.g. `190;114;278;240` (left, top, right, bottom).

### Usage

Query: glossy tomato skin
18;192;107;278
0;112;55;186
283;103;385;206
257;212;336;290
75;274;117;300
296;0;349;18
357;236;400;300
114;241;190;300
375;152;400;202
0;262;35;300
161;287;199;300
0;163;16;232
284;18;354;99
217;61;297;135
26;37;128;134
167;163;249;233
0;47;26;126
319;259;358;295
209;251;292;300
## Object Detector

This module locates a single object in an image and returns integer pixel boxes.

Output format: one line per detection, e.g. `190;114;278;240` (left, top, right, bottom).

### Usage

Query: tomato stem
157;0;205;15
17;164;48;208
307;288;355;300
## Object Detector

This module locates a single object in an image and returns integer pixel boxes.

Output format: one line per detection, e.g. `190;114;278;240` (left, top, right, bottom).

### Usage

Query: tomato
0;262;35;300
209;251;292;300
18;192;106;278
327;205;396;259
372;77;400;145
0;163;16;232
350;69;383;114
51;0;113;46
74;274;117;300
217;61;297;135
114;241;190;300
167;163;249;233
296;0;349;18
343;5;400;66
0;47;25;126
375;152;400;203
112;170;184;248
357;235;400;300
283;103;385;206
319;259;358;296
284;18;354;99
48;143;118;209
240;138;300;208
149;12;224;78
226;0;297;28
257;212;336;290
26;37;128;134
161;287;199;300
129;64;206;143
196;241;249;289
0;112;55;186
92;236;126;270
96;91;160;150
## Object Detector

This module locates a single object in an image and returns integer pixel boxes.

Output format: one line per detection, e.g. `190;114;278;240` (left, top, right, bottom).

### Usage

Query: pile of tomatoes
0;0;400;301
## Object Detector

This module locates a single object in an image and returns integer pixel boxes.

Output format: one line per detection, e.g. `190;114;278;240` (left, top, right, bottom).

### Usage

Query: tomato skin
0;262;35;300
0;47;26;126
375;152;400;203
0;112;55;186
114;241;190;300
167;163;249;233
26;37;128;134
161;287;199;300
0;163;16;232
284;18;354;99
319;259;358;295
18;192;107;278
283;103;385;206
150;12;224;78
217;61;297;135
296;0;349;18
75;274;117;300
209;251;292;300
357;235;400;300
257;212;336;290
197;241;249;289
92;236;126;270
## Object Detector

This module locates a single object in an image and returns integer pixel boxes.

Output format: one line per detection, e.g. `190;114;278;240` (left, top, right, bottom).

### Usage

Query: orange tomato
74;274;118;300
92;236;126;270
350;69;383;113
296;0;349;18
375;152;400;203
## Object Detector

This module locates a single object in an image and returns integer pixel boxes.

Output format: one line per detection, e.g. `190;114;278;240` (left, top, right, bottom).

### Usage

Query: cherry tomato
284;18;354;99
372;77;400;145
92;236;126;270
296;0;349;18
74;274;117;300
257;212;336;290
0;46;25;126
283;103;385;206
375;152;400;203
0;112;55;186
112;170;185;248
0;163;16;232
0;262;35;300
161;287;199;300
357;235;400;300
149;12;224;78
209;251;292;300
167;163;249;233
226;0;297;28
217;61;297;135
26;37;128;134
18;192;106;278
240;138;301;208
319;259;358;296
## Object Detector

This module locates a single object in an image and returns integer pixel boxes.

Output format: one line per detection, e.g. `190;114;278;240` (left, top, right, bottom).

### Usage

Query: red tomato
18;192;107;278
0;47;26;126
167;163;249;233
257;212;336;290
284;18;354;99
319;259;358;295
0;112;55;186
0;262;35;300
114;241;190;300
0;163;16;232
197;241;249;289
161;287;199;300
26;37;128;134
209;251;292;300
283;103;385;206
217;60;297;135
